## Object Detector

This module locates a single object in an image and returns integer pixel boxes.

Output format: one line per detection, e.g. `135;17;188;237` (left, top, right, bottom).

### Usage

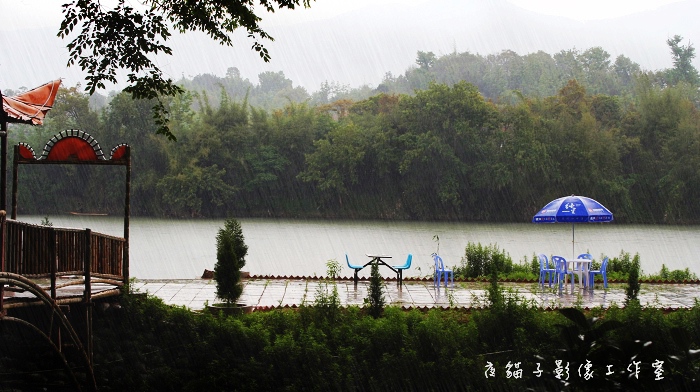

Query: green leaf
558;307;589;329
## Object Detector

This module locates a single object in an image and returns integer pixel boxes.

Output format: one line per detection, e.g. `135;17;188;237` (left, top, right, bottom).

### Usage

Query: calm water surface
20;215;700;280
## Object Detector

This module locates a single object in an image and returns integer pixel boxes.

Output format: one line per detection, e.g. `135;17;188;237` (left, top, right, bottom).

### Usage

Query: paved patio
132;278;700;311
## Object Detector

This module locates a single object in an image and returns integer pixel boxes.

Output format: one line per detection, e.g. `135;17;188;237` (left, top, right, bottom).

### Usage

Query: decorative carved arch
17;130;119;163
17;142;36;160
41;129;104;161
110;143;129;161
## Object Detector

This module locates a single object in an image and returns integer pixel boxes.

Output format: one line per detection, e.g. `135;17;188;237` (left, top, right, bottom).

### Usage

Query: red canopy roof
2;79;61;125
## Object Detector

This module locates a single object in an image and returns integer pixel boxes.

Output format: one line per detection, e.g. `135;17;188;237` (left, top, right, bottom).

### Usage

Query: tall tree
665;35;700;86
59;0;314;140
415;51;437;69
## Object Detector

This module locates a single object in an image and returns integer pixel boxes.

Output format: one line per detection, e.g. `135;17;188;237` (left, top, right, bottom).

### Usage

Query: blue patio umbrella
532;195;613;259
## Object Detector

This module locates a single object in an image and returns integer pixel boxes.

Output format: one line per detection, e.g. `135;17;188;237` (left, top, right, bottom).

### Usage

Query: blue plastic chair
552;255;575;291
392;254;412;286
346;253;364;287
432;254;454;288
538;254;556;288
588;256;609;289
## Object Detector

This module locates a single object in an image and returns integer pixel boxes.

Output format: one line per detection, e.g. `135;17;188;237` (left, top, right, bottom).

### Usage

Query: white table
568;259;592;289
364;254;396;272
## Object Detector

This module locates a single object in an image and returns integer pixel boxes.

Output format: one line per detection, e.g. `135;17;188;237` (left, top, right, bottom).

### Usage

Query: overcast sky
0;0;688;29
0;0;695;92
505;0;684;20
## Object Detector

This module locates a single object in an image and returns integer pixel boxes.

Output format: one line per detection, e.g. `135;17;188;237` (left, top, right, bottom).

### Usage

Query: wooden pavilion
0;130;131;391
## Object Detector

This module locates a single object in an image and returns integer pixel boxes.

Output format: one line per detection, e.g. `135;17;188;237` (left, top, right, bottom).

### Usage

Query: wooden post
84;228;93;365
50;227;57;300
0;210;5;314
11;145;18;220
49;225;62;352
123;146;130;284
84;229;92;303
1;114;7;211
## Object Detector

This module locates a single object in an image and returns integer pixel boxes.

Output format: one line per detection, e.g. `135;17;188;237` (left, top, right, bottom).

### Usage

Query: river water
19;215;700;280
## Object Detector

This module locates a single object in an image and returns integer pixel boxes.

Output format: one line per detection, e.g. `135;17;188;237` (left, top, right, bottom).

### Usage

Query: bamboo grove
5;42;700;223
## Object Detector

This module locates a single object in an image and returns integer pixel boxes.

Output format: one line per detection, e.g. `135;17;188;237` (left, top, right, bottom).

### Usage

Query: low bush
607;250;635;274
84;291;700;391
454;242;537;281
645;264;699;281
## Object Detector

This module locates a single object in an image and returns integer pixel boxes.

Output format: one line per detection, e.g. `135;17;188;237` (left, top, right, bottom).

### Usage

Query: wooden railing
2;217;126;293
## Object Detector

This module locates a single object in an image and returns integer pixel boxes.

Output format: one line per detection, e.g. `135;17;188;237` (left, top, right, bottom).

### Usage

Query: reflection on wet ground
133;279;700;311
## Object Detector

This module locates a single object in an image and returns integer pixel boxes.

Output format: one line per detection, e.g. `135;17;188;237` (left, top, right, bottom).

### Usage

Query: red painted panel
46;138;98;161
111;145;128;160
18;144;35;160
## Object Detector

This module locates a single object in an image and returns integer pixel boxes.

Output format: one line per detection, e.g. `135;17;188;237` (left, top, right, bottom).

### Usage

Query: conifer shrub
214;218;248;304
626;253;641;302
366;262;385;318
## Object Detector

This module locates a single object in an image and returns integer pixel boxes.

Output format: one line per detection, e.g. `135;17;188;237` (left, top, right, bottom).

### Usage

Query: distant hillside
165;0;698;92
1;0;697;96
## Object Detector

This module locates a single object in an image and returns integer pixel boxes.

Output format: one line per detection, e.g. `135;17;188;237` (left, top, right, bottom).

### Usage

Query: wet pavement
132;278;700;311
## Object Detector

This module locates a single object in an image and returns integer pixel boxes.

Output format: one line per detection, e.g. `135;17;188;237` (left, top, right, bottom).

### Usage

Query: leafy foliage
455;242;518;279
665;35;700;86
77;289;700;391
646;264;699;282
309;259;341;324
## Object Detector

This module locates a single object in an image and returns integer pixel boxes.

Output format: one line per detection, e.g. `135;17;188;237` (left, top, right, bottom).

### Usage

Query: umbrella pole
572;223;575;260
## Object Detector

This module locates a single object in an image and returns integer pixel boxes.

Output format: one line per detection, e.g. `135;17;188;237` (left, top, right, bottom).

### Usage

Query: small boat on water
69;212;108;216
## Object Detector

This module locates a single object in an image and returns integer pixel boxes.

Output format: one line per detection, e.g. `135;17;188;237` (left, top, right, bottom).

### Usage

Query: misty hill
1;0;697;101
165;0;698;93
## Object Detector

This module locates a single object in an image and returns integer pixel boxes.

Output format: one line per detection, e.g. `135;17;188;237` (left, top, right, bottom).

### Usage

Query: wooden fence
2;217;126;297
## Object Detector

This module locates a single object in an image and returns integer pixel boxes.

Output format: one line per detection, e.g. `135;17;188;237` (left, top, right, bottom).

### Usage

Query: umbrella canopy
532;195;613;259
1;79;61;210
2;79;61;125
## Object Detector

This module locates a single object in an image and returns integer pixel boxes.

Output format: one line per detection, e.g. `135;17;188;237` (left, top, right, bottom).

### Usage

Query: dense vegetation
5;39;700;223
455;242;698;283
2;257;698;390
54;290;700;390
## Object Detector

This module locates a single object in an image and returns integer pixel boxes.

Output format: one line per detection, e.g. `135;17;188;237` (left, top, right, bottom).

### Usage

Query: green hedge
77;291;700;391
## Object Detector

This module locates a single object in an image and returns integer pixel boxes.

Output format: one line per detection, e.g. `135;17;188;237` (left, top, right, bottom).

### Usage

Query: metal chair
432;254;454;288
538;254;556;288
392;254;412;286
588;256;609;289
552;255;575;291
346;253;363;287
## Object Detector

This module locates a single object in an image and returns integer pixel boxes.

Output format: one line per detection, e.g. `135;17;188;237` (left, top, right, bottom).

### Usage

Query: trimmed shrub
366;262;385;318
214;218;248;304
